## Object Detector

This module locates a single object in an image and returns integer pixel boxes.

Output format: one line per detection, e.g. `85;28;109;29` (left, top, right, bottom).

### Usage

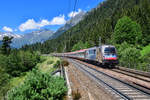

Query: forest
22;0;150;71
0;0;150;99
0;36;40;99
0;37;67;99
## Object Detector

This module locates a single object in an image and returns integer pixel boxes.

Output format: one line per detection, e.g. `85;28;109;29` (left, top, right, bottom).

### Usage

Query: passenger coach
55;45;118;68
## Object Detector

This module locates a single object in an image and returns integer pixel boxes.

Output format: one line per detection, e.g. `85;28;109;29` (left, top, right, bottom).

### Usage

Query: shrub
119;46;141;68
116;42;141;68
62;60;69;66
72;41;90;51
72;89;81;100
47;60;54;65
138;53;150;71
7;69;67;100
2;51;41;77
0;67;10;99
141;44;150;56
113;16;142;45
115;42;131;57
54;60;61;68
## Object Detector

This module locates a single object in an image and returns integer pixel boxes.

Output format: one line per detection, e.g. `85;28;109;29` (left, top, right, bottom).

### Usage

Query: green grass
9;56;60;87
7;56;66;100
0;55;61;100
141;44;150;56
38;56;60;73
9;75;26;87
5;56;60;99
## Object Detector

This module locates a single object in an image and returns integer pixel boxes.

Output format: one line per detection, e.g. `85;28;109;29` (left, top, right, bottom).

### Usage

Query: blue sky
0;0;104;34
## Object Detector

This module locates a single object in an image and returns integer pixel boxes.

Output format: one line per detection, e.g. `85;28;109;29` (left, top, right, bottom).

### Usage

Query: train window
104;47;116;53
89;49;96;54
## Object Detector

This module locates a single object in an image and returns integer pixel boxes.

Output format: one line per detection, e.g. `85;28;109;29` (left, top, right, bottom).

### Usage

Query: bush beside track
6;56;67;100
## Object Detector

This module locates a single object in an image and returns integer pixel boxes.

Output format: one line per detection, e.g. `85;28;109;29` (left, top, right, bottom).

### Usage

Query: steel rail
70;59;130;100
70;59;150;100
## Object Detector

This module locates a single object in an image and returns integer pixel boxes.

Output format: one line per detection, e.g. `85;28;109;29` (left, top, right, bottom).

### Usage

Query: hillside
23;0;150;53
50;10;86;39
0;41;2;46
0;29;54;48
1;0;150;99
0;11;85;48
12;29;54;48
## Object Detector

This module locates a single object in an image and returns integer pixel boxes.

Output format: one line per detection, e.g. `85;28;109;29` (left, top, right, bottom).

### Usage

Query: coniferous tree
1;36;13;55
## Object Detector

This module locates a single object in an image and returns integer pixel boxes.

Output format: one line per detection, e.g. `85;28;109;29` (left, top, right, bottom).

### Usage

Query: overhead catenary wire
72;0;78;18
63;0;71;52
68;0;79;51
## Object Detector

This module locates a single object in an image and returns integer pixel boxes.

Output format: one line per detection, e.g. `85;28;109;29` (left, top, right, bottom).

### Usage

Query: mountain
0;11;85;48
11;29;54;48
0;41;2;46
0;29;54;48
0;32;22;40
50;10;86;39
21;0;150;54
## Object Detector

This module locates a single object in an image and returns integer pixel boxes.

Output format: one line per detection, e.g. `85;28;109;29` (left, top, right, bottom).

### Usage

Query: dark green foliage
0;51;41;99
139;52;150;71
7;69;67;100
19;0;150;72
72;41;91;51
0;51;40;77
120;46;140;68
113;16;142;45
54;60;61;68
21;0;150;53
116;42;150;71
116;42;141;67
0;67;10;99
1;36;13;55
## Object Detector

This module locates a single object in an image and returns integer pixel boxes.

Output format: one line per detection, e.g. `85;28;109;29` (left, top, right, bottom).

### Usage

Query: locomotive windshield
104;47;116;54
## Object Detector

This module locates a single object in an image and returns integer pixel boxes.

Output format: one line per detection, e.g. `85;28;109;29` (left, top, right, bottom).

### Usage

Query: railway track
81;59;150;90
69;59;150;100
110;68;150;94
111;68;150;83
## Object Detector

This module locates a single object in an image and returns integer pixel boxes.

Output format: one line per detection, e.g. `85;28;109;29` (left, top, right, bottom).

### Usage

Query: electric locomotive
83;45;118;67
98;45;118;66
54;45;118;68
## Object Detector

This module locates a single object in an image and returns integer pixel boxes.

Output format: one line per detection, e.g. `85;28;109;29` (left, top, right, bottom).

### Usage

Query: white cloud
2;26;13;32
68;9;82;18
19;15;66;32
50;15;66;25
19;19;40;32
39;19;50;27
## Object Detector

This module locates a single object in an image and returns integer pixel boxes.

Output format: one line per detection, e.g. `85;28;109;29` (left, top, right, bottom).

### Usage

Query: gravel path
75;59;150;89
67;62;115;100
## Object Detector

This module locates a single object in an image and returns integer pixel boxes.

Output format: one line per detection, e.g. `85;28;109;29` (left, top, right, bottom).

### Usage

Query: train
54;45;119;68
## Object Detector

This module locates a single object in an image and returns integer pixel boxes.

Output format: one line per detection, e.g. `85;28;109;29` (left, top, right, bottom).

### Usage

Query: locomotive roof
87;45;115;50
65;49;87;54
62;45;116;55
101;45;115;48
87;46;97;50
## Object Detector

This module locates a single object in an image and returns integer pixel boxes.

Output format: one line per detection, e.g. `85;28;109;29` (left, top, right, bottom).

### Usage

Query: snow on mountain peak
0;32;22;40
